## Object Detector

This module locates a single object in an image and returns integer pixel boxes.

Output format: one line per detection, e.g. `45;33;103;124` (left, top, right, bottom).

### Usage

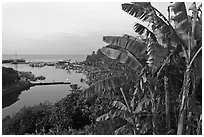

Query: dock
31;81;71;87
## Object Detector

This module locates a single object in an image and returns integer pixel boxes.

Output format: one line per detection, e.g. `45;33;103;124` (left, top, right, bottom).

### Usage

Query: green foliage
85;51;103;65
103;36;147;59
2;84;114;135
146;43;168;73
134;23;158;43
81;75;130;98
2;67;20;87
101;46;143;71
170;2;191;33
49;92;91;130
3;2;201;135
82;1;202;135
2;103;52;135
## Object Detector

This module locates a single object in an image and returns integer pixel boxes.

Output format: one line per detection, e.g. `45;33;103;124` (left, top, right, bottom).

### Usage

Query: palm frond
115;123;135;135
146;43;168;73
122;3;154;23
81;75;131;98
152;15;172;47
122;3;173;48
122;2;188;49
112;101;128;111
134;23;158;43
100;46;143;71
103;36;146;59
170;2;187;14
170;2;191;34
96;113;110;121
96;109;134;124
131;2;151;8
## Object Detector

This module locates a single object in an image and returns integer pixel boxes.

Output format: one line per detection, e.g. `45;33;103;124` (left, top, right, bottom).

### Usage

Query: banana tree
121;2;183;134
169;2;202;135
81;2;201;135
81;34;172;134
82;2;179;134
122;2;202;134
96;93;154;135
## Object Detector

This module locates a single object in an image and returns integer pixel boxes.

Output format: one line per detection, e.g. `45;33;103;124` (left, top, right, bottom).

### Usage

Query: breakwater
31;81;71;86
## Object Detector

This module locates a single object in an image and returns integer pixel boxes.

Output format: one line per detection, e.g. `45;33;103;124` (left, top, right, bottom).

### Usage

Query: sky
2;2;193;55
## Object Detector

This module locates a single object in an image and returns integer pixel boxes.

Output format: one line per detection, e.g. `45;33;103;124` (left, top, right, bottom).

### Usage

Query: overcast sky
2;2;192;55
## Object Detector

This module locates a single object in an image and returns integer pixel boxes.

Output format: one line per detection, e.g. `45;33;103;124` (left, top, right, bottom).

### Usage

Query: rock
37;76;46;80
70;84;78;90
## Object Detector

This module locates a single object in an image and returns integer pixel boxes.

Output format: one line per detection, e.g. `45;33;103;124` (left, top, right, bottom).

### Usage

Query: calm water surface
2;63;88;118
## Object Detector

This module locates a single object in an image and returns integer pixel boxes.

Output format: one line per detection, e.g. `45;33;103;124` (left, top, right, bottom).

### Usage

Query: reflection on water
3;91;21;108
2;64;88;118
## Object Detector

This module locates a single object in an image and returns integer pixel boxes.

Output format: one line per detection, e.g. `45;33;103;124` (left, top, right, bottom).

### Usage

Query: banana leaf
100;46;143;71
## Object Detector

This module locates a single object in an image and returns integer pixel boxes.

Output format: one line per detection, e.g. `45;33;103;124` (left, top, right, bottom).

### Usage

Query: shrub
2;102;52;135
2;67;20;87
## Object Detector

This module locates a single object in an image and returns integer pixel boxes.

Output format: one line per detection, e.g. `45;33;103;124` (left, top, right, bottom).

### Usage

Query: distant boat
11;52;25;64
57;60;66;64
11;59;25;64
11;52;18;64
11;60;18;64
57;59;71;64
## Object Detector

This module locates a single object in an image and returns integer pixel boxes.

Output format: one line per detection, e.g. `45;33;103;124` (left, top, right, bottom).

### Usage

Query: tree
168;2;202;134
2;67;20;87
81;2;202;135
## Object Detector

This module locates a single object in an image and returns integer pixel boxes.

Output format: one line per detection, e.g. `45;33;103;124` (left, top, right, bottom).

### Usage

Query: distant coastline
2;54;87;62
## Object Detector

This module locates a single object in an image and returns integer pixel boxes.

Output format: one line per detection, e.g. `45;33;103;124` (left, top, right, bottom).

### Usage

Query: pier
31;81;71;87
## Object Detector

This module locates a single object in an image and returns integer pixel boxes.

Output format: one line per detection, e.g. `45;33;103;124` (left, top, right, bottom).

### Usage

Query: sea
2;54;87;62
2;54;89;118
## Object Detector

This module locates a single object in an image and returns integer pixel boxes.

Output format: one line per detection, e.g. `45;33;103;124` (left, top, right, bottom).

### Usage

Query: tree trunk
177;67;191;135
150;89;158;135
164;76;170;131
120;88;131;112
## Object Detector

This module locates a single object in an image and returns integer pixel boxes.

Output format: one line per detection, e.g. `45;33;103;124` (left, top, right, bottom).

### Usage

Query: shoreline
2;80;31;97
2;59;92;104
2;61;89;108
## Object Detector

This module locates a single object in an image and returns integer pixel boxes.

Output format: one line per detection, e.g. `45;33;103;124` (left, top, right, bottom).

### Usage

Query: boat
11;60;18;64
57;60;67;64
11;52;25;64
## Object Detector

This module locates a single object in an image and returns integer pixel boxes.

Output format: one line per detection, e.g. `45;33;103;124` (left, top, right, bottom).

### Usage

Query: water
2;54;87;62
2;55;89;118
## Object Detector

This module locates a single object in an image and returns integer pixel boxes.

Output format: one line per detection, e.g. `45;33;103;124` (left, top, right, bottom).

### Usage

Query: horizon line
2;53;88;55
